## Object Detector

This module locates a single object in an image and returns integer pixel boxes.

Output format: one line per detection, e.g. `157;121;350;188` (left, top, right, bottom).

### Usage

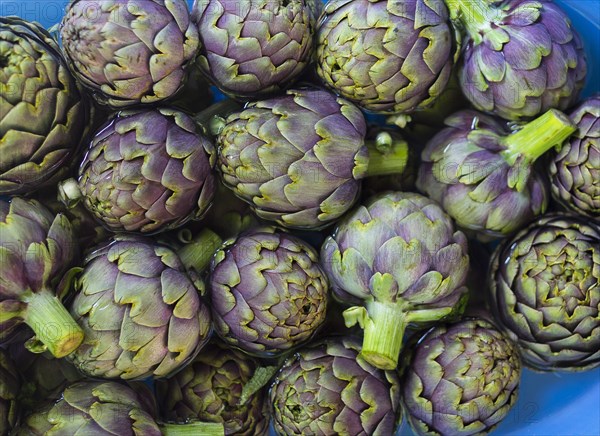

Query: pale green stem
445;0;492;34
57;177;83;209
176;228;223;274
192;99;241;137
364;132;409;177
501;109;576;165
23;289;84;358
160;422;225;436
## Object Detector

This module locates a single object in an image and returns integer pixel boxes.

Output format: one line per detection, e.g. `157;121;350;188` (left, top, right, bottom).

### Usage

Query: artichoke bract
488;213;600;372
0;349;20;436
270;336;402;435
0;17;88;195
417;109;576;238
0;197;83;358
192;0;315;99
321;192;469;370
218;87;408;230
550;95;600;216
447;0;587;121
60;0;199;108
402;318;521;436
17;381;161;435
59;107;216;234
8;342;82;411
157;341;269;436
68;235;212;380
316;0;458;115
210;228;329;356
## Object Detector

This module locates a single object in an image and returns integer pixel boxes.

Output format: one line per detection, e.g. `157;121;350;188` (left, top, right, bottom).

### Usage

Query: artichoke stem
23;289;84;358
57;178;83;208
192;99;242;137
353;301;407;370
177;228;223;273
364;132;409;177
502;109;576;165
160;422;225;436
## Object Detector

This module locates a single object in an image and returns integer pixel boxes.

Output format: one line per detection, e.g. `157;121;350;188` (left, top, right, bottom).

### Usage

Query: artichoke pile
1;0;599;434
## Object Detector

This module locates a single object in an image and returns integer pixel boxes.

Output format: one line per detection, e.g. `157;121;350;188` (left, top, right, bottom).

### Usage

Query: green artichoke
156;341;269;435
68;235;212;380
550;95;600;217
270;336;402;435
0;197;83;358
8;342;83;411
59;107;217;234
417;109;576;238
0;348;20;435
192;0;315;99
488;213;600;372
402;318;521;435
447;0;587;120
17;381;161;435
60;0;199;108
321;192;469;370
316;0;459;115
0;16;89;195
210;228;328;356
218;87;408;230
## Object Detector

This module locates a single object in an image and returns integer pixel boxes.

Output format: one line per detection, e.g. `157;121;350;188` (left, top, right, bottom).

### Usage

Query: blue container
2;1;599;435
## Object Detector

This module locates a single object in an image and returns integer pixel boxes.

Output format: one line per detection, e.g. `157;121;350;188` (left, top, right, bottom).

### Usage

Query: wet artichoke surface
1;0;599;435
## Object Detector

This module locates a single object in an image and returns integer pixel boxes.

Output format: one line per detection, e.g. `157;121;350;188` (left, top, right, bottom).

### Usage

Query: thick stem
240;365;280;405
501;109;576;165
192;99;242;137
160;422;225;436
347;301;407;370
176;229;223;274
364;132;409;177
57;178;83;209
22;289;84;358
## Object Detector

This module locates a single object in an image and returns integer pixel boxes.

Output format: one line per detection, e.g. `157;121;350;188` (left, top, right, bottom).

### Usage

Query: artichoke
550;95;600;217
488;213;600;372
316;0;458;115
210;228;329;356
0;16;89;195
60;0;199;108
402;318;521;435
8;342;83;411
447;0;587;121
59;107;216;234
217;87;408;230
68;235;212;380
417;109;576;238
270;336;402;435
192;0;315;99
157;341;269;435
0;197;83;358
17;381;161;435
321;192;469;370
0;349;20;435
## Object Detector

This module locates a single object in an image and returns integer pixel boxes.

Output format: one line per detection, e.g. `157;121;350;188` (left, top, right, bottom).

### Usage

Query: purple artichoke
60;107;216;234
550;95;600;216
270;336;402;435
448;0;587;120
0;197;83;358
156;341;269;435
316;0;459;115
488;213;600;372
402;318;521;435
321;192;469;370
210;228;329;356
417;109;576;238
68;235;212;380
60;0;199;108
192;0;316;98
217;87;408;230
